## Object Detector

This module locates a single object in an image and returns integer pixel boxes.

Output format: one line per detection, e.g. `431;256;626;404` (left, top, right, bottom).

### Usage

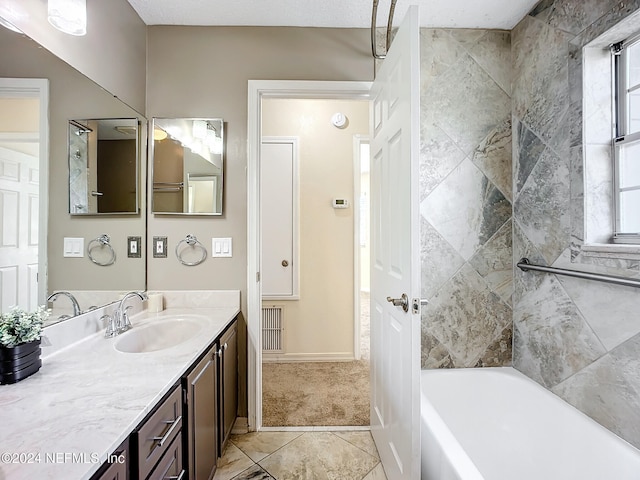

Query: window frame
613;33;640;244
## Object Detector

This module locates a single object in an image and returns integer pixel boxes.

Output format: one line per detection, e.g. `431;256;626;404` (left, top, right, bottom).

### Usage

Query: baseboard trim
262;352;355;363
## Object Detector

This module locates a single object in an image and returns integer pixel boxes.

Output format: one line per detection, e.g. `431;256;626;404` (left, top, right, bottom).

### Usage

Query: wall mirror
69;118;139;215
0;21;146;326
151;118;224;215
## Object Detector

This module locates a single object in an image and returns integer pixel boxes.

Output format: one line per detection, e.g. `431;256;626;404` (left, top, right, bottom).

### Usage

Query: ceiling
126;0;539;30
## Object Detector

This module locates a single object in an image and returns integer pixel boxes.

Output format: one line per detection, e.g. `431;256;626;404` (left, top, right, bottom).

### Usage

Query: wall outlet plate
127;236;142;258
153;236;168;258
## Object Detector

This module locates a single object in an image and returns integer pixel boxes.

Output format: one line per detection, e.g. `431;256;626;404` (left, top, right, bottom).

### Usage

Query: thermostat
332;198;350;209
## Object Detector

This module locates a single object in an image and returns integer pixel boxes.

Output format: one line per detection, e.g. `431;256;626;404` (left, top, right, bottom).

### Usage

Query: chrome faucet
47;291;81;317
103;291;147;338
118;291;147;333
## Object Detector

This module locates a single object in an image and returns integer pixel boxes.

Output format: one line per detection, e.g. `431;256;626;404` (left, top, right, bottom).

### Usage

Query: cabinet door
185;346;217;480
219;321;237;453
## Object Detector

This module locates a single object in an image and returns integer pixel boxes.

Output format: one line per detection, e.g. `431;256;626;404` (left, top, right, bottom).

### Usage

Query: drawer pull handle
166;470;185;480
150;415;182;448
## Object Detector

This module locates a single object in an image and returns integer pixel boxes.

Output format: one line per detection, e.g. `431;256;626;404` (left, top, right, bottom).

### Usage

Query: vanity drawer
147;435;184;480
136;386;182;480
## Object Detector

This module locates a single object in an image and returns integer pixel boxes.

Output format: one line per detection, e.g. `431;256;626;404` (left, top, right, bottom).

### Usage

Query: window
613;35;640;243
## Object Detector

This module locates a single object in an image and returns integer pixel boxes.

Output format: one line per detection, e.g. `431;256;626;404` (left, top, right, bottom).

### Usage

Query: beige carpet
262;360;370;426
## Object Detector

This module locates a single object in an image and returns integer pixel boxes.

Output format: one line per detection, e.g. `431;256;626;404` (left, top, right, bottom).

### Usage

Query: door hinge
256;272;260;282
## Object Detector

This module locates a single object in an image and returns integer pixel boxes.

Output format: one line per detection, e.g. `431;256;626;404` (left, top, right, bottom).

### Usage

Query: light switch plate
63;237;84;257
153;236;167;258
127;236;141;258
212;237;232;258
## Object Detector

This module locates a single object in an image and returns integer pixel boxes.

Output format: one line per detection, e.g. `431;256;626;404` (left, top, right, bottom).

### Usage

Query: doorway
247;80;372;430
259;97;370;427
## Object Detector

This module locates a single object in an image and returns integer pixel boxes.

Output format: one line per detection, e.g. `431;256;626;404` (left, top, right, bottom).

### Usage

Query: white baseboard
262;352;355;363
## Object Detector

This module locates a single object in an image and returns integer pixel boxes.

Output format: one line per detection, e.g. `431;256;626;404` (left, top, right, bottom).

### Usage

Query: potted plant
0;306;48;384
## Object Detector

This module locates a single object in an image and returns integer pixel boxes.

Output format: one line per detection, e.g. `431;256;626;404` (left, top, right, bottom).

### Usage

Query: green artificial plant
0;306;49;348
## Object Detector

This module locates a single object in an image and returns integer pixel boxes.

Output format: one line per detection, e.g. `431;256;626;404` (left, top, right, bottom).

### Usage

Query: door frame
353;134;369;361
247;80;372;430
0;78;49;307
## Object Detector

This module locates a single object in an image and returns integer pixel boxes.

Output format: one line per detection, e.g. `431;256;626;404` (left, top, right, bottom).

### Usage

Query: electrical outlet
153;236;168;258
127;236;141;258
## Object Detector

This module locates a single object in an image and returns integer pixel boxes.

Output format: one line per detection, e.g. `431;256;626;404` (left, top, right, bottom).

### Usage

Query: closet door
261;137;299;299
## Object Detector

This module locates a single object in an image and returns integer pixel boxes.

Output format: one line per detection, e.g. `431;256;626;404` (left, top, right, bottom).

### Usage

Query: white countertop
0;300;240;480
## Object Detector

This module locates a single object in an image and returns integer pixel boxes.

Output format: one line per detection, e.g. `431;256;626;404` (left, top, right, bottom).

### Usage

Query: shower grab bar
517;257;640;289
371;0;398;59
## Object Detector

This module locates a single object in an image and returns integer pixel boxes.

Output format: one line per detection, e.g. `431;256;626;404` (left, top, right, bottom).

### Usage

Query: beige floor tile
230;431;304;462
332;431;380;460
259;432;379;480
213;443;255;480
362;464;387;480
230;464;274;479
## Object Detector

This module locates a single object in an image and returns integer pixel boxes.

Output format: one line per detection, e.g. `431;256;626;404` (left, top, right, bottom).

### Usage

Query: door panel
261;138;297;298
0;147;39;311
369;6;421;480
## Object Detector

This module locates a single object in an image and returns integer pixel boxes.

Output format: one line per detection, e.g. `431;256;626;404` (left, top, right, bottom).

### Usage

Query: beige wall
146;25;372;414
0;0;146;113
262;98;369;359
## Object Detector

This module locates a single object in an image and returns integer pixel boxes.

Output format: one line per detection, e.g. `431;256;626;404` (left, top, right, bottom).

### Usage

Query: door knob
386;293;409;313
281;260;289;267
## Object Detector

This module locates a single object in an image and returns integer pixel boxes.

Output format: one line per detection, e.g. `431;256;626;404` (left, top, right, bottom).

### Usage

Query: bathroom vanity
0;291;240;480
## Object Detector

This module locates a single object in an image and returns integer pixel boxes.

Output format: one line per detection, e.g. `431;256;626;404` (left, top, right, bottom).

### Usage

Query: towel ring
175;234;207;266
87;234;116;266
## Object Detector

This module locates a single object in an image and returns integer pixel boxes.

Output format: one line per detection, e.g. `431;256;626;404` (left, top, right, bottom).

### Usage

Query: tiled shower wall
419;29;513;368
512;0;640;449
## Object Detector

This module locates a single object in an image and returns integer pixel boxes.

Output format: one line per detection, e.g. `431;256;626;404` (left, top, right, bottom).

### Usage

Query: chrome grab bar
371;0;398;59
517;257;640;289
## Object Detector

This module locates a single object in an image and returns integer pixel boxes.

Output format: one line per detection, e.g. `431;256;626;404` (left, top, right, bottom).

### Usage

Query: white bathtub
420;367;640;480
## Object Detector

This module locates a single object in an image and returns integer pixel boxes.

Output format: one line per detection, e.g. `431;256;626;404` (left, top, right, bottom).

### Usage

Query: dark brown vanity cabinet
183;318;238;480
184;343;218;480
134;386;184;480
218;321;237;452
91;439;129;480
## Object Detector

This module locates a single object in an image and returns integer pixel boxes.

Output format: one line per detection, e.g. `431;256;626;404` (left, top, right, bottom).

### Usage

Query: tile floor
213;430;388;480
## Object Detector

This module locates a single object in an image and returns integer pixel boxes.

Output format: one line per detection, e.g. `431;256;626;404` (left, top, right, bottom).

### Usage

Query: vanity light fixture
153;127;168;141
48;0;87;36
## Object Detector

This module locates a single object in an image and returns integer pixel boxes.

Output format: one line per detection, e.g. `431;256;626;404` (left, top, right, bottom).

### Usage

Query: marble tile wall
419;29;513;368
512;0;640;449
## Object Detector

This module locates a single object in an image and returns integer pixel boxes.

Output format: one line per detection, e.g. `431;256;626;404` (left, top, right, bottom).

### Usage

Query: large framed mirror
151;118;224;215
69;118;140;215
0;21;146;325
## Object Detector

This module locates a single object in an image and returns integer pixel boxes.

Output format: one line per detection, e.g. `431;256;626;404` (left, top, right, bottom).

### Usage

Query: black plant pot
0;339;42;385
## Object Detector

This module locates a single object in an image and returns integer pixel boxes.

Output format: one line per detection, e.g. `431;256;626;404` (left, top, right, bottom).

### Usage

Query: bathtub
420;367;640;480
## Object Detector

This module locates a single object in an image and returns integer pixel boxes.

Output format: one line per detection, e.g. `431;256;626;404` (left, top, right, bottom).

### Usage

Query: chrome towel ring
87;234;116;266
175;234;207;266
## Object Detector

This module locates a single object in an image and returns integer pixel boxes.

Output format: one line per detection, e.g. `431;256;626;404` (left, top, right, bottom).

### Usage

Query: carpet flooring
262;360;370;427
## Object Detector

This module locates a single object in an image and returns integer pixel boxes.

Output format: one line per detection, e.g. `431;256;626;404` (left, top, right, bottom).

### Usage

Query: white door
369;6;421;480
0;147;39;311
261;137;298;299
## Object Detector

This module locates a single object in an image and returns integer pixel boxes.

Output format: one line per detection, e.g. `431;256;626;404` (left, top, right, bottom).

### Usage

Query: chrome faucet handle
102;314;117;338
120;305;134;332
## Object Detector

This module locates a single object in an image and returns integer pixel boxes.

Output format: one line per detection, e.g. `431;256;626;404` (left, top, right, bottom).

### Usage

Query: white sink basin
114;316;207;353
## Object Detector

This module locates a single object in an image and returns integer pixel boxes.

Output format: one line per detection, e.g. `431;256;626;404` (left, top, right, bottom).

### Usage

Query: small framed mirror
68;118;140;215
151;118;224;215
